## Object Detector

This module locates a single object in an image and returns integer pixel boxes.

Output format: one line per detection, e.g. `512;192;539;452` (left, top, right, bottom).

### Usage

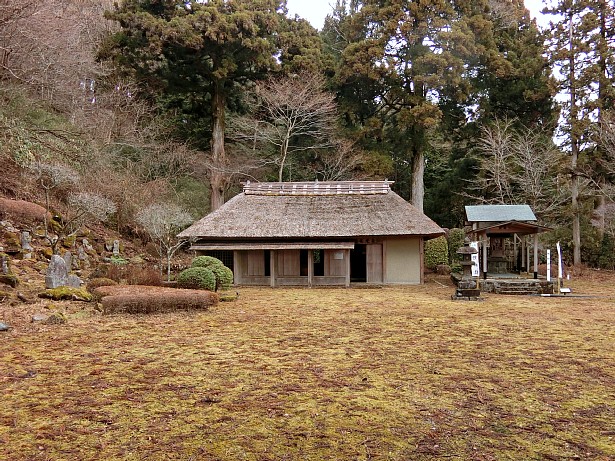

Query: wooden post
233;251;240;285
533;233;539;279
513;233;518;271
270;250;276;288
521;237;526;272
526;240;530;276
345;249;351;287
482;236;488;279
308;249;314;288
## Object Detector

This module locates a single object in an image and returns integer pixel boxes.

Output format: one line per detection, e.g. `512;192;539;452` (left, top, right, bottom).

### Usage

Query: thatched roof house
179;181;444;287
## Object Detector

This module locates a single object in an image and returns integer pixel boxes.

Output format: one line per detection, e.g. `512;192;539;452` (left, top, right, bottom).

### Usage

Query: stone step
495;285;539;291
498;290;539;295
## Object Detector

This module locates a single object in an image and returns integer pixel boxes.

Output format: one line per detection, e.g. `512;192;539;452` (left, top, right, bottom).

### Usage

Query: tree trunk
166;248;172;282
569;11;581;266
595;0;608;239
210;78;227;211
278;128;291;182
411;149;425;212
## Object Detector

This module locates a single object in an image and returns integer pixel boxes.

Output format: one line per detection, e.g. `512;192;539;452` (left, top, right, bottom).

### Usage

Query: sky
286;0;552;31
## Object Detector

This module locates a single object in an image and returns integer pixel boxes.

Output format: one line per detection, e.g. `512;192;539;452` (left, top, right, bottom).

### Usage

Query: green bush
210;264;234;291
177;267;216;291
425;236;449;270
447;228;466;264
598;233;615;270
191;256;234;291
191;256;224;269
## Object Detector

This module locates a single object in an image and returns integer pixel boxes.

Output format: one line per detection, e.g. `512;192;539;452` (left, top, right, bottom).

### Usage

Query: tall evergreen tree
100;0;321;210
544;0;615;265
329;0;490;211
325;0;555;218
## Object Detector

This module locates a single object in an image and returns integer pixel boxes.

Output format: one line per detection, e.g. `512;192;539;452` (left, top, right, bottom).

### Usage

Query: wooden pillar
521;237;526;272
308;249;314;288
482;236;488;279
513;234;518;272
345;249;351;287
270;249;276;288
526;240;531;275
233;251;240;285
533;233;539;279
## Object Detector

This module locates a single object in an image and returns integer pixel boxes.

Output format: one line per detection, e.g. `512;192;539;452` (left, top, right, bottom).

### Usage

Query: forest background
1;0;614;267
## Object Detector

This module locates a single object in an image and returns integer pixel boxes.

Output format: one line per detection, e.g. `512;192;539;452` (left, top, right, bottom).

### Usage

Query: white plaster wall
385;237;422;284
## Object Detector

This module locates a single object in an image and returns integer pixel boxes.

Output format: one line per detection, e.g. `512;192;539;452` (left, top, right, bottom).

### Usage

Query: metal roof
465;205;537;222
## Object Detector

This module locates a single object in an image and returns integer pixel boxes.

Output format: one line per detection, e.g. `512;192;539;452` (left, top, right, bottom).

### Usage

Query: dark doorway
300;250;309;276
204;250;234;272
350;244;367;282
313;249;324;276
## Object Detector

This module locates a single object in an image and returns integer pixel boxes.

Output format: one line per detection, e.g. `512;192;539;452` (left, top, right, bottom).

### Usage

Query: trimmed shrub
447;228;466;264
87;277;118;293
93;285;219;314
191;256;234;291
191;255;224;269
177;267;216;291
424;236;449;271
210;264;234;291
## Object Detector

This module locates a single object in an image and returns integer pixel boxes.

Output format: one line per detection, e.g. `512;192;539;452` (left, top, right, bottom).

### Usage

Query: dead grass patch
0;277;614;460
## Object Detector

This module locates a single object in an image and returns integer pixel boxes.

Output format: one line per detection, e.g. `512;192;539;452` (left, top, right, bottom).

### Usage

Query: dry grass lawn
1;275;614;460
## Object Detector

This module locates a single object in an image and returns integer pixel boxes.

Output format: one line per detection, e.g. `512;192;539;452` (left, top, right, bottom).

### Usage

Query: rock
82;238;94;252
436;264;451;275
45;254;69;289
20;231;33;259
63;251;72;271
0;322;10;331
62;235;76;249
45;312;67;325
1;253;10;275
0;221;18;233
32;313;49;322
67;274;83;288
2;231;21;254
17;292;34;304
38;287;93;302
0;274;19;288
112;240;120;257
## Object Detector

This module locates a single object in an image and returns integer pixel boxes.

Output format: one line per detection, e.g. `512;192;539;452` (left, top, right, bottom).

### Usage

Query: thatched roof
179;181;444;240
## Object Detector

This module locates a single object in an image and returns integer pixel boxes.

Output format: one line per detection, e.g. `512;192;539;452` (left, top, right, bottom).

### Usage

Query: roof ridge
242;180;394;196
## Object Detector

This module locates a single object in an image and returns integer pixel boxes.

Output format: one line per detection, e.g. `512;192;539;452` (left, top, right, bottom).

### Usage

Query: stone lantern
452;245;481;300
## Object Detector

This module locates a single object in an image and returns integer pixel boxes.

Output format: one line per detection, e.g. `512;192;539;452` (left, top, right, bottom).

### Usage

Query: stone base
451;295;483;301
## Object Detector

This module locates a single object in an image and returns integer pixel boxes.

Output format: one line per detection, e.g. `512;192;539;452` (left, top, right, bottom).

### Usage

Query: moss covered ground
1;276;614;460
